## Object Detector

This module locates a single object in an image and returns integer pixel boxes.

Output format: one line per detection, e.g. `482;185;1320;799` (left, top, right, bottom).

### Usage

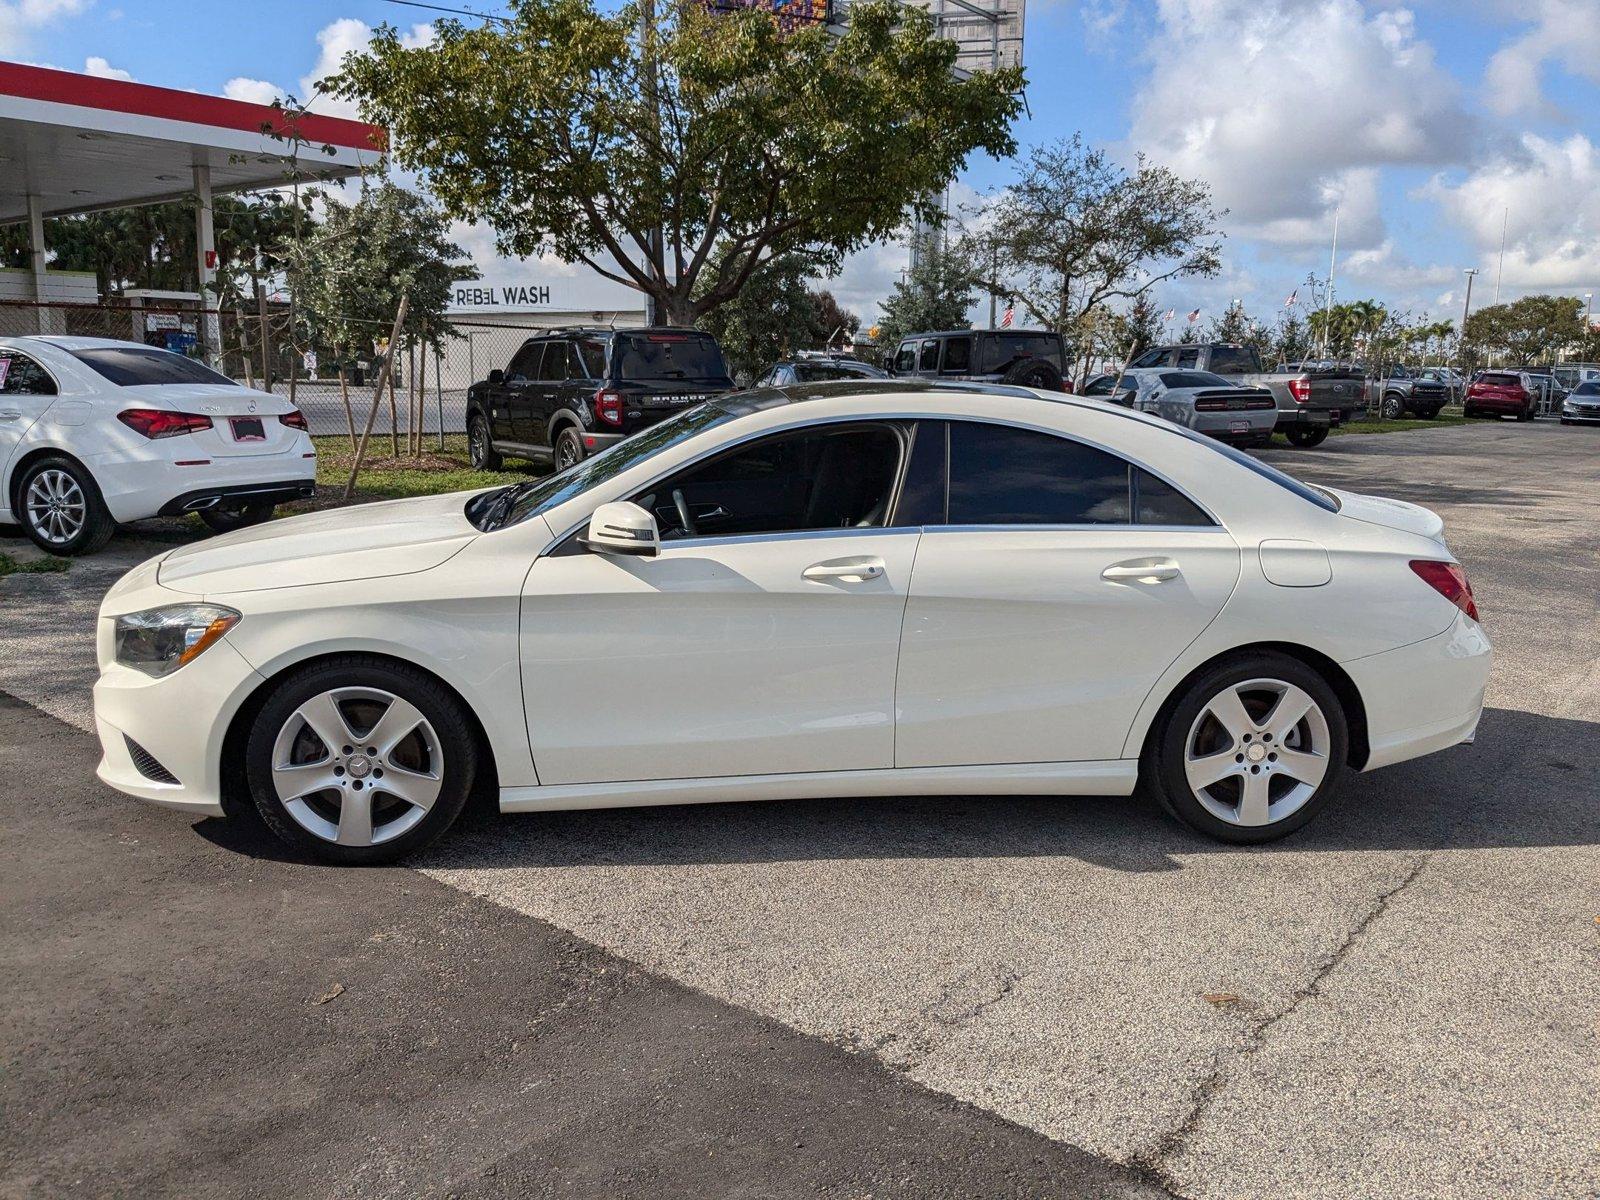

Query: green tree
1463;294;1587;365
957;134;1223;336
874;233;975;352
1273;309;1312;365
278;180;476;364
1121;293;1162;359
334;0;1021;326
696;251;857;382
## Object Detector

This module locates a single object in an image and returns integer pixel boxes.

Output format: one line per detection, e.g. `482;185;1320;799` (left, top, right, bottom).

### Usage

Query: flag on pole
1284;289;1298;309
1000;303;1014;328
1186;308;1201;323
1162;309;1176;323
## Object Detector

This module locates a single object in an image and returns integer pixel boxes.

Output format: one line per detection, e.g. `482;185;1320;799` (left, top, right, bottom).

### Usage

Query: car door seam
889;527;925;770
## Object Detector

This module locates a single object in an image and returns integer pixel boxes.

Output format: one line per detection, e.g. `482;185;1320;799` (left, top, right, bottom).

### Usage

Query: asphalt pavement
2;419;1597;1198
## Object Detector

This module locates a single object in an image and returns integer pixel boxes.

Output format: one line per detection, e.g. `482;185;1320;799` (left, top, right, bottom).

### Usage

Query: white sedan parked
92;382;1491;863
0;336;316;554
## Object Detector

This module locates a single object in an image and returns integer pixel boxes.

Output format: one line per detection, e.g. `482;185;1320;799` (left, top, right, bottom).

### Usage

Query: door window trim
0;348;60;396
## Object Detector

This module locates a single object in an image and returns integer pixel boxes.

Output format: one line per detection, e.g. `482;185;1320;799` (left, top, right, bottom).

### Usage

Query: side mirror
582;501;659;558
487;369;505;385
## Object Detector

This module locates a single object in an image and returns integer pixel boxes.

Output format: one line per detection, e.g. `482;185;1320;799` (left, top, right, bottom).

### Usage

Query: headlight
113;604;240;678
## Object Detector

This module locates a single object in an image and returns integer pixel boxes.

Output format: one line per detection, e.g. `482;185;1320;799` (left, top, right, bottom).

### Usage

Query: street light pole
1459;268;1478;368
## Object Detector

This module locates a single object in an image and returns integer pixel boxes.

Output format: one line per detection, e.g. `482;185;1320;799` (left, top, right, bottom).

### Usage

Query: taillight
1410;559;1478;622
594;389;623;427
279;409;308;431
117;409;213;439
1287;376;1311;404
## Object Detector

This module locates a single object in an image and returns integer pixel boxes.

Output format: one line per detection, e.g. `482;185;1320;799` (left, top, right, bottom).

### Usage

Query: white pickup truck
1126;342;1367;447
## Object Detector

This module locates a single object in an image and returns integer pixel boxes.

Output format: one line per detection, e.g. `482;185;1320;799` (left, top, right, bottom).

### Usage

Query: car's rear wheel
468;412;502;470
1285;426;1329;448
1146;652;1348;843
198;501;274;534
16;455;116;556
554;425;586;470
245;658;477;865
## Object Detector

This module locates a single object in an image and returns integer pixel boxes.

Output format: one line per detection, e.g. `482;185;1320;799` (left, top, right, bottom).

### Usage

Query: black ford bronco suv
466;328;734;470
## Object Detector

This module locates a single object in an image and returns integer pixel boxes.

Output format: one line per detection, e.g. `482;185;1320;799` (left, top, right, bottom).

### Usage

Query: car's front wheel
1381;394;1405;420
16;455;116;556
245;657;478;865
468;412;502;470
1146;652;1348;843
1285;426;1329;448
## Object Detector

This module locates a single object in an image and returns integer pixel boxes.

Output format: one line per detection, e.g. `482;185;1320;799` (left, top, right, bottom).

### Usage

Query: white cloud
0;0;87;53
81;55;131;81
1127;0;1470;251
1427;132;1600;295
223;77;285;106
299;17;435;118
1483;0;1600;118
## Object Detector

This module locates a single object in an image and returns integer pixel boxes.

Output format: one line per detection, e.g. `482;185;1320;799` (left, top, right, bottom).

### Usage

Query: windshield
497;401;740;528
69;345;240;387
613;332;729;382
793;362;882;382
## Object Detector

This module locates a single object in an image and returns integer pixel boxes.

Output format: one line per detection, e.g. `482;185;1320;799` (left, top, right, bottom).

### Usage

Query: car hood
157;491;482;595
1329;488;1445;542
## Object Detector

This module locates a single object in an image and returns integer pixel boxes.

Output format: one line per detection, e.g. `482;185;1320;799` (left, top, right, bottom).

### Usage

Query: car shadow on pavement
359;704;1598;877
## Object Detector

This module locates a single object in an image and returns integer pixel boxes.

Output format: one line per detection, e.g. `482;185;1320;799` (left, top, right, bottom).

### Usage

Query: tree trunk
387;350;399;458
345;297;410;502
338;368;357;449
664;292;696;327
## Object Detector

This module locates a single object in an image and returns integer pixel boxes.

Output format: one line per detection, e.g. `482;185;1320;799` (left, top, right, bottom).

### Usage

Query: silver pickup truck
1126;343;1366;447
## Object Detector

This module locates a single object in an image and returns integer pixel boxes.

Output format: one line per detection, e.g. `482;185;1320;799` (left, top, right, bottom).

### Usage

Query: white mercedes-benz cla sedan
0;336;316;554
92;382;1491;863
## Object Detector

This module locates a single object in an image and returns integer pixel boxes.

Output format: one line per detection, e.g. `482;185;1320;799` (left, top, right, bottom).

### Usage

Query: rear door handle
1102;558;1180;583
803;556;885;584
0;410;22;420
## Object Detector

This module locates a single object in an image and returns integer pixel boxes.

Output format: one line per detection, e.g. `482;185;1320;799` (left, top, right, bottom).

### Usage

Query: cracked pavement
3;421;1598;1197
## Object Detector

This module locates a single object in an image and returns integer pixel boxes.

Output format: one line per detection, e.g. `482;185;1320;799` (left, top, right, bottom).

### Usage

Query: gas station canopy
0;61;384;224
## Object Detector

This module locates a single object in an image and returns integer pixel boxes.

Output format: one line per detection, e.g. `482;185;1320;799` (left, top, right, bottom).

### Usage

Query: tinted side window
538;342;569;382
0;351;57;395
894;343;917;372
507;342;542;381
941;337;971;373
919;339;940;371
573;337;606;378
639;424;904;540
1134;469;1212;526
1176;347;1200;368
947;423;1130;525
894;420;947;525
1130;348;1168;369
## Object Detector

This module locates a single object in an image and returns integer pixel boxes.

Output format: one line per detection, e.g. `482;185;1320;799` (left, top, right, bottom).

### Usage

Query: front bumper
93;623;263;817
1345;610;1492;772
1561;405;1600;423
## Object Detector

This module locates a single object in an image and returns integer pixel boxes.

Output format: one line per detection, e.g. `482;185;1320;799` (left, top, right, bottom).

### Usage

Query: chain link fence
1;300;560;444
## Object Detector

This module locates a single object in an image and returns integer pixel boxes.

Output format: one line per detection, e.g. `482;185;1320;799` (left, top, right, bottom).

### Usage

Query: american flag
1284;289;1298;309
1163;309;1176;323
1000;303;1014;328
1186;308;1201;323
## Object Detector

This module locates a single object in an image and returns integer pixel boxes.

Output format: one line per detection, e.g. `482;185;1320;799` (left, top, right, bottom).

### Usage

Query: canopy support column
193;163;220;366
27;194;48;334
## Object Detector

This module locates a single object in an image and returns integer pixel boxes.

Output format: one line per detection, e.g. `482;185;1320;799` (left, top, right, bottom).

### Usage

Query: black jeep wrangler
466;328;734;470
888;329;1071;391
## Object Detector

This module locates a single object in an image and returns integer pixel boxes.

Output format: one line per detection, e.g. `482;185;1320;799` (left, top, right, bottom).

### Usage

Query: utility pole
1317;207;1340;359
1459;267;1478;368
1493;207;1508;305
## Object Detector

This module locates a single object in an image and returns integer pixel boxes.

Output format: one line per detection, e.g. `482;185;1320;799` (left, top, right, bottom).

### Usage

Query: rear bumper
1346;611;1492;772
90;440;318;523
1192;410;1277;438
156;478;317;516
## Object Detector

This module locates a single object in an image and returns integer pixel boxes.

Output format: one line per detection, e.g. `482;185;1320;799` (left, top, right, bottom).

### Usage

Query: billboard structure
705;0;831;31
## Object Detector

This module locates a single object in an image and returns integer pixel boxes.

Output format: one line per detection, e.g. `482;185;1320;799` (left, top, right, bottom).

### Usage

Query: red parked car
1464;372;1536;421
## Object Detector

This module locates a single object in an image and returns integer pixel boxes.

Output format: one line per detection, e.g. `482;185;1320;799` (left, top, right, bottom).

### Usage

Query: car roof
0;335;150;350
898;329;1056;340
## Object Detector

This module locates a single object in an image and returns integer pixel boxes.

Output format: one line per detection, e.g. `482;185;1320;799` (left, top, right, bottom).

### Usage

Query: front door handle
803;556;885;584
1102;558;1180;583
0;410;22;421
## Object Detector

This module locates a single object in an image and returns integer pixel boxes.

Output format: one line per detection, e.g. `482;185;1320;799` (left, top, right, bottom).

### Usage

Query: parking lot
3;421;1597;1198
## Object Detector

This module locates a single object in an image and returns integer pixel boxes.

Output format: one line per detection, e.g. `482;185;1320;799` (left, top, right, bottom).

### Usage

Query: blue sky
6;0;1599;330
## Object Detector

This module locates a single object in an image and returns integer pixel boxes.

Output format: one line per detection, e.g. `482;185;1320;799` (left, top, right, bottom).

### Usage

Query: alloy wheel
24;468;87;546
270;687;444;847
1183;677;1331;827
469;420;489;466
556;431;582;469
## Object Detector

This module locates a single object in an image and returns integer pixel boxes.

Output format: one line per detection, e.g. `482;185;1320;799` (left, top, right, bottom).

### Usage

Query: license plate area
1230;420;1250;434
229;416;266;442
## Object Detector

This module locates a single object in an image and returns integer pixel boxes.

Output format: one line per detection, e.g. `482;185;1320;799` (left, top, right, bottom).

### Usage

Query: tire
15;455;116;556
1517;407;1533;422
467;412;502;470
245;656;478;865
553;424;587;470
1561;418;1572;425
198;501;274;534
1381;393;1405;420
1285;426;1329;448
999;359;1066;391
1144;651;1348;844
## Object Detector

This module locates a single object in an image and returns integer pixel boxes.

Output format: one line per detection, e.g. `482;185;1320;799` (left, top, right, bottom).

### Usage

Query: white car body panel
89;384;1492;832
0;336;315;527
